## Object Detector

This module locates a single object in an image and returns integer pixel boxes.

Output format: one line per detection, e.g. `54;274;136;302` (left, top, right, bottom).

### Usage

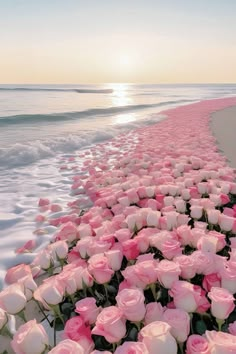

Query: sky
1;0;236;84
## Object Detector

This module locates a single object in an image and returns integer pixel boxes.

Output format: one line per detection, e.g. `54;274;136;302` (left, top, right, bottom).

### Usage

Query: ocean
0;83;236;287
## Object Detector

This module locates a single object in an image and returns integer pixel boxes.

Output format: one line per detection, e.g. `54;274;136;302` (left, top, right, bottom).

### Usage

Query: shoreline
211;106;236;168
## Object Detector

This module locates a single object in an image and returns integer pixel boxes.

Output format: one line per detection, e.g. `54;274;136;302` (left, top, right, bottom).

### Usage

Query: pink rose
220;263;236;294
75;297;100;324
160;239;182;260
205;330;236;354
208;287;235;320
207;209;221;225
105;250;123;271
219;214;235;232
174;255;196;279
156;260;181;289
116;288;146;322
122;239;140;260
64;316;94;352
228;321;236;335
176;225;192;246
162;308;190;342
114;341;149;354
49;240;68;260
11;319;49;354
88;254;114;284
169;281;203;313
190;205;203;219
202;273;221;292
139;321;177;354
0;283;27;314
73;266;94;290
145;302;165;325
92;306;126;343
34;277;64;309
5;264;32;284
186;335;210;354
48;339;85;354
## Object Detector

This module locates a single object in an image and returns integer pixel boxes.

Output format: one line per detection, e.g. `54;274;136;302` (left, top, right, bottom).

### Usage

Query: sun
119;55;131;67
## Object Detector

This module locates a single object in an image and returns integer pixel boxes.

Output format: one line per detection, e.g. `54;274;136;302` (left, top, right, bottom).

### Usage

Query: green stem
178;341;184;354
53;305;64;325
34;300;51;326
53;318;56;347
150;283;157;301
190;313;194;334
104;284;109;302
17;310;27;323
216;318;224;331
0;325;13;339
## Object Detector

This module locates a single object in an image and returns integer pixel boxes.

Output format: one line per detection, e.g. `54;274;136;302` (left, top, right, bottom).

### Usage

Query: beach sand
211;106;236;168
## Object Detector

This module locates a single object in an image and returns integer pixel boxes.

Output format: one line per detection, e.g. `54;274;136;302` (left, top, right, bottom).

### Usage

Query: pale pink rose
190;205;203;219
174;199;186;213
164;211;179;230
160;239;182;260
48;339;85;354
144;302;165;325
77;223;93;239
169;280;202;313
125;213;143;231
56;270;77;295
162;308;190;342
73;266;94;290
146;210;161;227
174;255;196;279
186;334;211;354
219;214;235;232
220;193;230;205
34;277;64;309
116;288;146;322
177;213;191;226
163;196;175;207
149;230;173;250
190;250;216;275
114;341;149;354
208;287;235;320
220;263;236;293
114;229;131;242
0;283;27;314
0;308;7;330
176;225;192;246
133;260;158;287
122;265;147;289
197;235;218;253
156;260;181;289
5;264;32;284
197;182;209;195
11;319;49;354
56;221;78;242
49;240;68;260
64;316;93;352
76;237;93;258
88;254;114;284
92;306;126;343
228;321;236;335
207;209;221;225
208;230;226;252
18;274;37;301
105;249;123;271
205;330;236;354
139;321;177;354
75;297;100;324
202;273;221;292
31;249;52;270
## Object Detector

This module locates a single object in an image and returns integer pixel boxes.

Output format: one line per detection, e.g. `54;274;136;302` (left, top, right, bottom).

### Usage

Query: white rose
0;284;26;314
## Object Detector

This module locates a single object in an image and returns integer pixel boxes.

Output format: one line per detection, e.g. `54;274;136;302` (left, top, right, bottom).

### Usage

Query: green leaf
195;320;207;335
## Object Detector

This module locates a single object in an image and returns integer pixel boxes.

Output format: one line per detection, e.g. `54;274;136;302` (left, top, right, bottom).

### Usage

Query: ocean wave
0;115;166;168
0;87;113;94
0;99;194;125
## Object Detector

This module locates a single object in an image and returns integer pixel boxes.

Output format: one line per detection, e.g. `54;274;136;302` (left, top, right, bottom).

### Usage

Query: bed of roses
1;97;236;354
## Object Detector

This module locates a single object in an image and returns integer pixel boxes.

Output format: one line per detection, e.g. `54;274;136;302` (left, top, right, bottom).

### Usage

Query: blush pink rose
114;341;149;354
92;306;126;343
160;239;182;260
186;335;210;354
202;273;221;292
205;330;236;354
48;339;85;354
228;321;236;335
64;316;93;352
0;283;27;314
122;239;140;260
11;319;49;354
162;308;190;342
145;302;165;325
116;288;146;322
156;260;181;289
176;225;192;246
139;321;177;354
88;254;114;284
174;255;196;279
208;287;235;320
169;281;203;313
5;264;32;284
75;297;100;324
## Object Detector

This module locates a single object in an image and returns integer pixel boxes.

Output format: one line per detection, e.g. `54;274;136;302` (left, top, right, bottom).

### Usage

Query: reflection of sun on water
114;113;136;125
110;83;133;107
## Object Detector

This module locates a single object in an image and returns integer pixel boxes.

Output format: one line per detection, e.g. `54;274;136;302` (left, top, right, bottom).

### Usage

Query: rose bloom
169;281;202;313
156;260;181;289
208;287;235;320
205;330;236;354
0;308;7;330
64;316;94;352
5;264;32;285
114;341;149;354
176;225;192;246
133;260;158;287
11;319;49;354
0;283;27;314
202;273;221;292
186;335;211;354
162;308;190;342
34;277;64;310
49;240;68;260
160;239;182;260
92;306;126;343
116;288;146;322
88;254;114;284
228;321;236;335
219;263;236;294
174;255;196;279
145;302;165;325
75;297;100;324
48;339;85;354
139;321;177;354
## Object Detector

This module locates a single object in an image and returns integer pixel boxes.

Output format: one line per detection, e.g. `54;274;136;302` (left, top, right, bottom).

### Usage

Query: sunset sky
1;0;236;84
